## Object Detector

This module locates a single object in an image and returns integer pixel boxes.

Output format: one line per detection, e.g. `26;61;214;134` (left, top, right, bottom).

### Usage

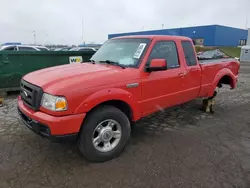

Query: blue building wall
180;25;216;46
108;25;247;47
214;25;248;46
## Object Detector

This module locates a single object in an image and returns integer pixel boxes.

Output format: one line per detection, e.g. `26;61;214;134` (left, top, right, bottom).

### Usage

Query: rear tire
78;105;131;162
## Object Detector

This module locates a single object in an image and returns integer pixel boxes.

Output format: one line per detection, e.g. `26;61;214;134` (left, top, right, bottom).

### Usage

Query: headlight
41;93;67;111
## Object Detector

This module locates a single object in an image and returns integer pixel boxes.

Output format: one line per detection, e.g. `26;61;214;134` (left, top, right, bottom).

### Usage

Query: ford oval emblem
23;91;28;97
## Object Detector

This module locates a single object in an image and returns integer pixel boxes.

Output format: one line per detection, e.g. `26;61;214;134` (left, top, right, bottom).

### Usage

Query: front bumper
18;97;86;141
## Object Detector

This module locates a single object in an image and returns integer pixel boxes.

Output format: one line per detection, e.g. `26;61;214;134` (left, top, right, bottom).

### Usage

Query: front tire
78;105;131;162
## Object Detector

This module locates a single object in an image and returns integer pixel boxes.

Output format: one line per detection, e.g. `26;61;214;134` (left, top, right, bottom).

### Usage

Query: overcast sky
1;0;250;45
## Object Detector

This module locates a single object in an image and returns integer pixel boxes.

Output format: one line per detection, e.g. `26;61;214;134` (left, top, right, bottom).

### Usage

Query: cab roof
113;35;191;41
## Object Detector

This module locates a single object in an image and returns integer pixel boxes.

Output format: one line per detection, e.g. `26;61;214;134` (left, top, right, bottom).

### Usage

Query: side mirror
146;59;167;72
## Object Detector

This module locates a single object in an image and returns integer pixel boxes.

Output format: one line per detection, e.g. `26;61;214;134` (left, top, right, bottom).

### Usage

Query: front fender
74;88;140;121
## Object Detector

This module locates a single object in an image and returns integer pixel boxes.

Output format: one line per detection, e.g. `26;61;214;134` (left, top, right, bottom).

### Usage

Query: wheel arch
74;88;141;122
208;68;236;96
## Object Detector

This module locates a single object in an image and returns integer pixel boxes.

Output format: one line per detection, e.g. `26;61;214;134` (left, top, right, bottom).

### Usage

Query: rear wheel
78;105;131;162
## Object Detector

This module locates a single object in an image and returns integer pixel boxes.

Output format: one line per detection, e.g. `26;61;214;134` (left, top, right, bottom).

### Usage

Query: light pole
45;32;48;45
193;31;196;37
33;30;36;45
82;18;84;44
246;15;249;29
193;31;196;45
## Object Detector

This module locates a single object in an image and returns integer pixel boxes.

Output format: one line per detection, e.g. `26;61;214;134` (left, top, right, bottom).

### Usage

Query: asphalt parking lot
1;62;250;188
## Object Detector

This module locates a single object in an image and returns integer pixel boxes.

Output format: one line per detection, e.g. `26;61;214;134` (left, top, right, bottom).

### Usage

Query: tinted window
181;41;197;66
69;47;79;51
37;47;49;51
18;47;37;51
148;41;179;69
3;46;16;51
78;48;95;52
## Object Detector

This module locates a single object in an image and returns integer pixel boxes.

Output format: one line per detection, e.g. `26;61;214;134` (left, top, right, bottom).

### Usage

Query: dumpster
0;51;95;91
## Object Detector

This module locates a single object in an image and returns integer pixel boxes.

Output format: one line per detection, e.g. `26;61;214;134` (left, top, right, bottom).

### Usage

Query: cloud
0;0;249;45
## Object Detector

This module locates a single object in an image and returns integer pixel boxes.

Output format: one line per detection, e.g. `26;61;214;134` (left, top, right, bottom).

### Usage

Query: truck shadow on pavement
130;99;213;144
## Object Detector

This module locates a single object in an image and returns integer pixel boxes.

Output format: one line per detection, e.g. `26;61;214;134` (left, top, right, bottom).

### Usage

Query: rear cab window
181;41;197;66
147;41;180;69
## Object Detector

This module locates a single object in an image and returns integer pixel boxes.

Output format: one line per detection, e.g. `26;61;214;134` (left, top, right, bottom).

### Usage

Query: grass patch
219;47;241;58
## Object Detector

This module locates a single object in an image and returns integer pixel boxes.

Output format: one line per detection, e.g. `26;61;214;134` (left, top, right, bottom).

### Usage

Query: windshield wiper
100;60;126;69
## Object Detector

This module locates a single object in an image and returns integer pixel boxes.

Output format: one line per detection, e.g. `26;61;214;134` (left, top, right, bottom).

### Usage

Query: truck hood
23;63;139;94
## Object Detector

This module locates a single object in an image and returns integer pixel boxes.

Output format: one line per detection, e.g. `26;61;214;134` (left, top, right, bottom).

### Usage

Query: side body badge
126;83;139;88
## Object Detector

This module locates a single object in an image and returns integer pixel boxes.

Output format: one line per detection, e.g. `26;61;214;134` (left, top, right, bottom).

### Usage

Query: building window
239;39;247;46
195;38;204;46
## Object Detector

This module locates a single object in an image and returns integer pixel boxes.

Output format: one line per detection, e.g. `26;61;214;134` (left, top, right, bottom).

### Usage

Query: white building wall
247;28;250;45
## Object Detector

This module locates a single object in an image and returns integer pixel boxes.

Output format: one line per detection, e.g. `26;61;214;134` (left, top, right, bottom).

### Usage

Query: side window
19;47;37;51
181;41;197;66
148;41;179;69
3;46;16;51
78;48;94;52
37;47;49;51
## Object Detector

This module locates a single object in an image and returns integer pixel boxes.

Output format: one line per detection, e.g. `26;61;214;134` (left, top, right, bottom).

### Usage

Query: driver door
141;40;186;116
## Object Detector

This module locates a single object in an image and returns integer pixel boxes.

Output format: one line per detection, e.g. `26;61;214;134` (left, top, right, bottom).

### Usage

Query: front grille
20;79;43;111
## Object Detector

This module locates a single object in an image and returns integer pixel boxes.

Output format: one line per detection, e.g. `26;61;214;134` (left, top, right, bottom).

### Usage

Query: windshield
91;38;150;68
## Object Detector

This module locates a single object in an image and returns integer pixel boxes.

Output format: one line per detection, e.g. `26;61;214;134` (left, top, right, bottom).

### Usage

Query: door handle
179;72;187;78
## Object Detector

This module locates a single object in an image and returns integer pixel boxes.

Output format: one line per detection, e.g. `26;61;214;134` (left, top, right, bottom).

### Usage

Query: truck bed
199;58;236;64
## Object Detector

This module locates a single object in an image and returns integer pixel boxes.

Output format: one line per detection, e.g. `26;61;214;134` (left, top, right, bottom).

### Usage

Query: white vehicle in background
69;47;97;52
0;45;50;51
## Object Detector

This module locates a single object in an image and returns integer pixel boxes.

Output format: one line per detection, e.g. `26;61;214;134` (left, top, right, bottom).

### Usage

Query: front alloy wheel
78;105;131;162
92;119;122;152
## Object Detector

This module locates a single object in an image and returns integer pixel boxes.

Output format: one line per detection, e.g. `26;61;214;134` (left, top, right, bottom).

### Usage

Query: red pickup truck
18;35;239;162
